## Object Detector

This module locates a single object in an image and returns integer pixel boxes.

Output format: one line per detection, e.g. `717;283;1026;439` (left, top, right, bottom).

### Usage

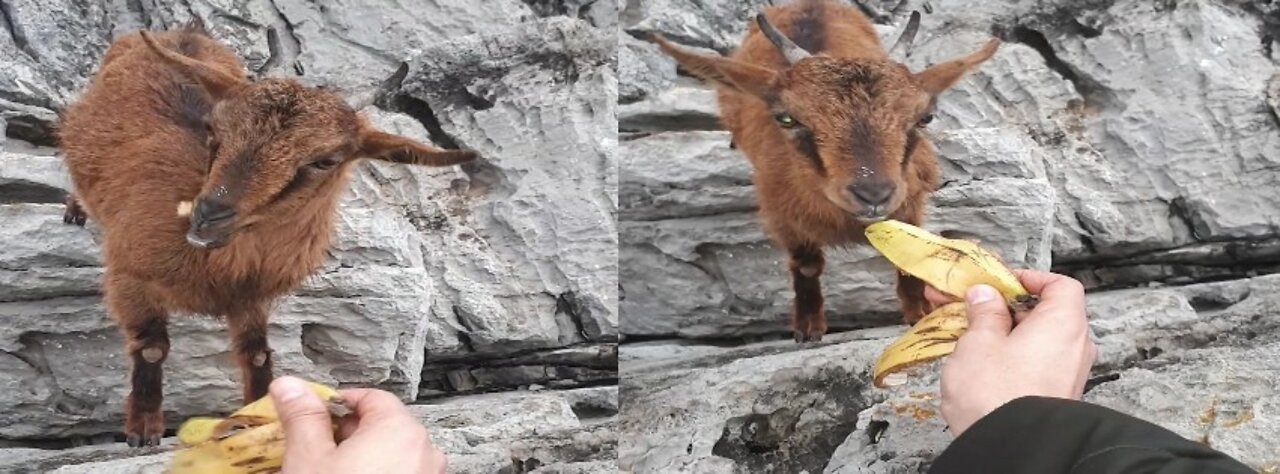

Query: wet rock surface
0;0;617;471
619;0;1280;471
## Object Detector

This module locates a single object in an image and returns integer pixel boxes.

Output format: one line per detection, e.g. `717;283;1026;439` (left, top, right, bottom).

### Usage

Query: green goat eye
774;113;798;128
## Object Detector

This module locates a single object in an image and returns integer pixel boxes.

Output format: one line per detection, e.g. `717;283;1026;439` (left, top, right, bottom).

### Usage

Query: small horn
345;62;410;111
756;13;811;65
139;31;245;97
888;11;921;59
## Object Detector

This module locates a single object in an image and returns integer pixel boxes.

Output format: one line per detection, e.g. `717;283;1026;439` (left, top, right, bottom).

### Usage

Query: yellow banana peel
169;381;345;474
865;220;1036;310
872;303;967;388
865;220;1037;388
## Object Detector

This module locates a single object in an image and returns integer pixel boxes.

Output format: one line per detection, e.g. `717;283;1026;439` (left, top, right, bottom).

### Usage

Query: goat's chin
186;231;231;249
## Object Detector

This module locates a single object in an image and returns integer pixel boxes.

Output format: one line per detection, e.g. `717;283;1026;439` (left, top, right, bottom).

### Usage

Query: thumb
964;285;1013;337
271;376;336;469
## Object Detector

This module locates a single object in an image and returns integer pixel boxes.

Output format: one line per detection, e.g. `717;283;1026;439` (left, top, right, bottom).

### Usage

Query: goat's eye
309;157;340;171
774;113;799;128
917;114;934;128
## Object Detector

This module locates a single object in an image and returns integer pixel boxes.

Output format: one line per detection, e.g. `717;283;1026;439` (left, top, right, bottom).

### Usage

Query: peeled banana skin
866;220;1038;312
865;220;1038;388
169;382;344;474
872;303;967;387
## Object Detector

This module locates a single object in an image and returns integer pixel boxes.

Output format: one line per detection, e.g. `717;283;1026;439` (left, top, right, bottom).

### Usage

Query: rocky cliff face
620;0;1280;472
0;0;617;471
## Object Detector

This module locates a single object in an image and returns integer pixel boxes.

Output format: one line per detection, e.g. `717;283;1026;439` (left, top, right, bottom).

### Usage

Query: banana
169;381;346;474
865;220;1037;388
865;220;1036;311
872;303;967;388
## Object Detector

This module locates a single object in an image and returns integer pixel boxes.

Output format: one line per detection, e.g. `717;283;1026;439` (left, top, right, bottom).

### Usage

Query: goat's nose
848;182;894;208
192;198;235;227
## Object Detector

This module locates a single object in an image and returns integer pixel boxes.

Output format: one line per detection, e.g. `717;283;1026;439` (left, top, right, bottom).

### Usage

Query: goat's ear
139;31;245;98
914;39;1000;96
649;34;778;98
357;128;478;167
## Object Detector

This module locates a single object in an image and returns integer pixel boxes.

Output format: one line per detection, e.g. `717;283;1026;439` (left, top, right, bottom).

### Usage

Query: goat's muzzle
186;198;236;249
846;181;896;222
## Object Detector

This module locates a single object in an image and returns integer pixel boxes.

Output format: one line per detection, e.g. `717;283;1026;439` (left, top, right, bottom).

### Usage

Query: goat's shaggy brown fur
653;0;998;341
58;21;475;445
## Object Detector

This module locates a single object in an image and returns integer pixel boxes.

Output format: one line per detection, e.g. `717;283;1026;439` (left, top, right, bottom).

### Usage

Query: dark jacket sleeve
929;396;1255;474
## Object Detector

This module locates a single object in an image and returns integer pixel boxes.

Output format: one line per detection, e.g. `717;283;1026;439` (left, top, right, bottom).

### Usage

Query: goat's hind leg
788;243;827;343
229;306;273;404
107;279;170;447
63;193;87;226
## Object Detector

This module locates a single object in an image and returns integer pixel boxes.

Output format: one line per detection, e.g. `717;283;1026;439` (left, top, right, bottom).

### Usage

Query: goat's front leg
107;279;169;447
788;243;827;343
63;193;87;226
897;273;932;324
228;307;273;404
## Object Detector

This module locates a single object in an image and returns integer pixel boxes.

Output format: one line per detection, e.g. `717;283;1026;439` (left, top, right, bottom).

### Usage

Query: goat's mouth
186;216;236;249
824;188;895;223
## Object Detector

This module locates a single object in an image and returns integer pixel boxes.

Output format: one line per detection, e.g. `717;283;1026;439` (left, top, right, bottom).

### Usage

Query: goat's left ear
914;39;1000;96
357;128;478;166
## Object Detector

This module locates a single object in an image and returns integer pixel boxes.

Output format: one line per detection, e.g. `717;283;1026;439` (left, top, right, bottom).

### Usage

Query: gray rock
393;17;620;356
621;0;774;53
1085;341;1280;471
618;84;721;133
619;32;676;103
621;273;1280;471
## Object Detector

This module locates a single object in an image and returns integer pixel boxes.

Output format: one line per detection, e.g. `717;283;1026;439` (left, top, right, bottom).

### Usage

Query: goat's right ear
649;34;778;98
139;31;245;98
357;128;478;167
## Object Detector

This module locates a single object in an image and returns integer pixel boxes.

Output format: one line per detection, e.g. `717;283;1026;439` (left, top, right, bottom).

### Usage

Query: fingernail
966;285;998;305
272;376;306;402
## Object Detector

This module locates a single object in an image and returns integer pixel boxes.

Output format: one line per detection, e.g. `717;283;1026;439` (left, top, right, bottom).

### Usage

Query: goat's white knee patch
799;264;821;278
252;352;268;367
140;347;164;364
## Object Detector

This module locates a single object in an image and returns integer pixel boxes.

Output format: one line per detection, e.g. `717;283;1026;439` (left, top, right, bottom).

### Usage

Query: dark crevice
1083;372;1121;393
996;25;1119;110
261;0;301;76
258;27;283;75
1053;234;1280;291
5;115;59;147
556;291;590;340
866;419;890;444
0;180;68;204
451;305;478;353
1168;196;1202;240
0;0;39;60
388;94;462;150
387;93;511;197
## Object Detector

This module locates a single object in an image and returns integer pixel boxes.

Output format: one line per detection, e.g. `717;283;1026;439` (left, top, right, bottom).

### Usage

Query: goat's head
652;12;998;221
139;32;477;249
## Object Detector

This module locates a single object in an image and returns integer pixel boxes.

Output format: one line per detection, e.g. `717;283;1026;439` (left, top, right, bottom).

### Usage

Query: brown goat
652;0;998;342
57;22;475;446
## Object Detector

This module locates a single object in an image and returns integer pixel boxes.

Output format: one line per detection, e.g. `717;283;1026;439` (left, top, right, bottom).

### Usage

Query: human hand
931;270;1097;436
270;376;447;474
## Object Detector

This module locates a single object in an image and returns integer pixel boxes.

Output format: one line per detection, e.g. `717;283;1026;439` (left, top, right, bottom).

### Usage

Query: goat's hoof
125;433;162;447
62;197;87;227
792;329;825;343
124;409;164;448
